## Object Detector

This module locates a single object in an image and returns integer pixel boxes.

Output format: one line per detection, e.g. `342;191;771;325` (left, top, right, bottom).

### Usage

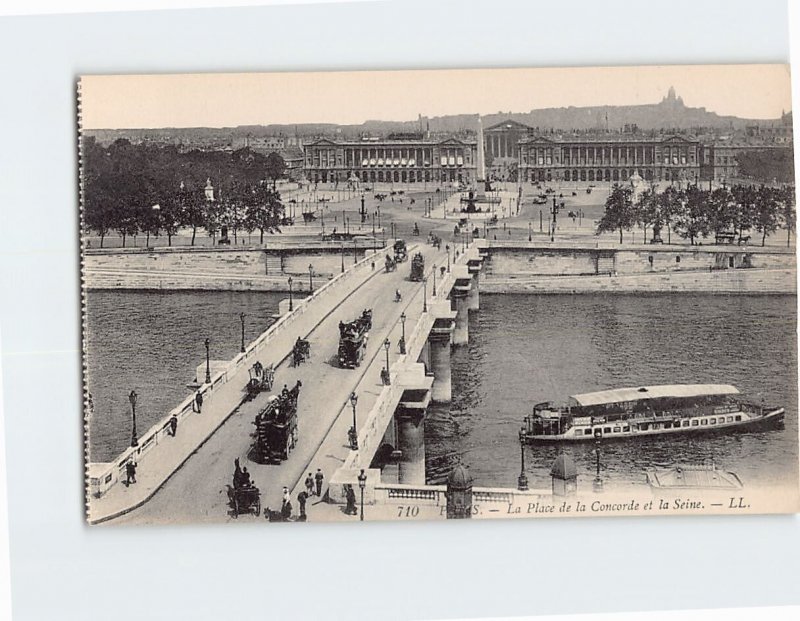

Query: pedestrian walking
305;473;315;496
297;491;308;521
195;391;203;413
168;415;178;436
315;469;324;497
125;461;137;486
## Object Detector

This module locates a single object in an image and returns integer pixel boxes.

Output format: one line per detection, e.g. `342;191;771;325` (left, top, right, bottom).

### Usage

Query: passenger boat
520;384;784;443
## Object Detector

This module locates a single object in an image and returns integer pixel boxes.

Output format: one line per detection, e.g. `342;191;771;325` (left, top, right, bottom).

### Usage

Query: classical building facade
518;135;702;184
303;136;478;184
484;119;532;163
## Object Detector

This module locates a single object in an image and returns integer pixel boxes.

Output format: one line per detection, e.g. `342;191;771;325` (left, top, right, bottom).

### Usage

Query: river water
86;291;798;491
85;290;286;462
426;293;798;491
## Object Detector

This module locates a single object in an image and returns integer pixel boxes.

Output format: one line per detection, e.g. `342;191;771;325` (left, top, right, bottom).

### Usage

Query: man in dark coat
315;469;324;497
195;391;203;413
125;461;137;486
297;491;308;521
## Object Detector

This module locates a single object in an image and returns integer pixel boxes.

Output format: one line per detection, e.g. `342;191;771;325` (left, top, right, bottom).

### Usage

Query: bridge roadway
112;240;448;524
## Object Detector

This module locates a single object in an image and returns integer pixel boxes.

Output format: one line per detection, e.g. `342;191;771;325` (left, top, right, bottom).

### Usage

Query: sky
79;64;792;129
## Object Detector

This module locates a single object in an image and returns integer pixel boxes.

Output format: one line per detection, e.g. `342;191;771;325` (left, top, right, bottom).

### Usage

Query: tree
265;152;287;189
752;185;781;247
658;185;682;244
779;186;796;247
245;182;285;243
707;187;737;240
634;188;662;243
671;185;709;245
597;184;635;244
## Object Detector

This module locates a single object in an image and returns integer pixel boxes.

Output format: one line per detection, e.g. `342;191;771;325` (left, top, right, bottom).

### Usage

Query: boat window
727;416;733;422
701;419;708;425
640;424;648;431
710;418;716;424
613;427;620;433
584;429;593;435
682;420;690;427
691;420;699;426
622;426;630;432
735;415;741;422
604;427;611;433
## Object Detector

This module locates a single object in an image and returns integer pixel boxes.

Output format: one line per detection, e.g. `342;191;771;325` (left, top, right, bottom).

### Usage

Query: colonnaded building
302;135;478;185
517;135;702;184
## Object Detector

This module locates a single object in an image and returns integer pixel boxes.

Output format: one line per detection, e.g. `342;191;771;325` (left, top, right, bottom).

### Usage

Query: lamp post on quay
517;438;529;491
432;265;437;296
349;391;359;450
204;338;211;384
422;277;428;313
341;243;345;273
383;338;391;384
308;264;314;293
239;312;246;353
399;312;406;354
287;277;294;311
129;390;138;448
358;468;367;521
446;244;451;272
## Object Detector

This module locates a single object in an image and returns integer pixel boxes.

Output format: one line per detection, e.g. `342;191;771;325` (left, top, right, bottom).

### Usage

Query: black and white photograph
79;64;798;526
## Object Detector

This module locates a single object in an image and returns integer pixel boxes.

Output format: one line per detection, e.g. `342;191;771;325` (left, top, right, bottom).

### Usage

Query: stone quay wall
84;244;377;291
481;241;796;294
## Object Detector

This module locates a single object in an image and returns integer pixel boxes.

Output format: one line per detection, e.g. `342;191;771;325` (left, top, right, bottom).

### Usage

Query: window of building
676;256;681;263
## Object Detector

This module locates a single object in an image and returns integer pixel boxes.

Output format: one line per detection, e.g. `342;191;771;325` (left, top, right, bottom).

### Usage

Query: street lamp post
528;221;532;242
204;338;211;384
432;264;437;296
383;338;391;384
288;277;294;311
422;277;428;313
239;312;246;353
517;439;529;491
341;243;345;273
357;468;367;521
308;264;314;293
349;391;359;451
446;245;451;272
129;390;138;448
353;238;357;263
399;312;406;354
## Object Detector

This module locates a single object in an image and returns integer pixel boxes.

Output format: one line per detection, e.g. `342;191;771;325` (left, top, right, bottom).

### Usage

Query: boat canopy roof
569;384;739;407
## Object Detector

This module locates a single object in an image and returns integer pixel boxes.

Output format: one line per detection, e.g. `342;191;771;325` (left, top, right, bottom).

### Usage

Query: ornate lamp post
528;221;532;242
432;265;437;296
341;243;345;273
129;390;138;448
358;468;367;521
287;277;294;311
349;391;359;450
308;264;314;292
422;276;428;313
239;312;246;353
383;338;391;384
399;312;406;354
446;244;451;272
517;439;529;491
204;338;211;384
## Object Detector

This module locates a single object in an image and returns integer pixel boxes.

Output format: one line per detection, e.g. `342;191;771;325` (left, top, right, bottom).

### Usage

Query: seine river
427;293;798;490
86;291;797;490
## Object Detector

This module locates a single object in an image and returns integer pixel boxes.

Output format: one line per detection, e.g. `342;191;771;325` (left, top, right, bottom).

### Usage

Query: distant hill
84;88;787;146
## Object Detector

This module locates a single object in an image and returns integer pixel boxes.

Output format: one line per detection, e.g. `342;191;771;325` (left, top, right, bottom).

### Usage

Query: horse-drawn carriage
302;211;318;223
291;337;311;367
428;233;442;249
410;252;425;282
338;309;372;369
245;361;274;400
385;255;397;272
393;239;408;263
227;458;261;517
253;381;302;464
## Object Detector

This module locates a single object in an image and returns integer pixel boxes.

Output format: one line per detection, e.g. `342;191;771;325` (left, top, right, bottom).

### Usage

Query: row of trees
597;183;796;247
82;138;287;247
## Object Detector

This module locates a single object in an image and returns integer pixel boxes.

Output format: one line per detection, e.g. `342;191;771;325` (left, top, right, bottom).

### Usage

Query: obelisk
475;114;486;195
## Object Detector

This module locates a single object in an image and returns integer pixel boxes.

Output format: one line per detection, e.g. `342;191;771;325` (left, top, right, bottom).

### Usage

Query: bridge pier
451;293;469;345
397;408;426;486
429;332;452;403
466;272;480;311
